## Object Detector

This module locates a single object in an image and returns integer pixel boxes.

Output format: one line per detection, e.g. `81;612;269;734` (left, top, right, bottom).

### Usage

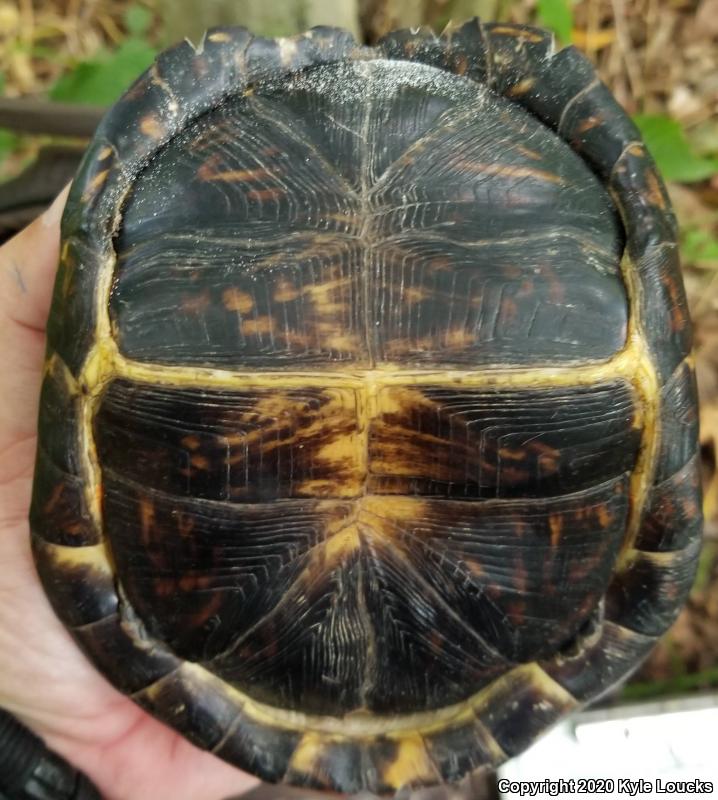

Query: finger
0;184;69;334
0;185;70;452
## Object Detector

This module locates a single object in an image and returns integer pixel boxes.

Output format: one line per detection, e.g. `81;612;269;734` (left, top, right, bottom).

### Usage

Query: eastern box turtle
31;20;702;795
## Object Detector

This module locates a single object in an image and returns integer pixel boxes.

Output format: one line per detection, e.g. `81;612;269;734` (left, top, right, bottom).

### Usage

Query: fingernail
41;183;72;229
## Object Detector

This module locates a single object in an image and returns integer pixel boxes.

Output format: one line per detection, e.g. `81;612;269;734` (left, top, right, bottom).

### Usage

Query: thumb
0;184;71;449
0;184;70;335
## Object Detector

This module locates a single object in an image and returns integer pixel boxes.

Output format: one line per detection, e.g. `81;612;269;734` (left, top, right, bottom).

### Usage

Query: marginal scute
283;732;368;792
152;33;247;111
61;138;119;242
541;620;654;701
633;243;692;383
216;709;303;784
605;539;702;636
378;25;441;64
71;613;181;694
473;665;576;756
654;359;699;483
30;448;99;546
482;22;554;95
507;46;598;133
32;537;117;627
561;86;641;175
377;734;441;791
133;665;240;750
635;453;702;552
44;237;102;377
36;354;81;476
421;714;500;783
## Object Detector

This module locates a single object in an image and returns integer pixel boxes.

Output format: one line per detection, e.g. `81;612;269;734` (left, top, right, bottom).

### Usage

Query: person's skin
0;188;259;800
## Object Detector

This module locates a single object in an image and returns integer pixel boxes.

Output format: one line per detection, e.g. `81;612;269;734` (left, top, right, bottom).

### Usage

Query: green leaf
124;4;153;37
682;228;718;265
633;114;718;183
0;129;19;161
49;38;157;106
536;0;573;44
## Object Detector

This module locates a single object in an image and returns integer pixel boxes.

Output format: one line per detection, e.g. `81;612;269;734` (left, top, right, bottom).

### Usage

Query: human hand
0;189;259;800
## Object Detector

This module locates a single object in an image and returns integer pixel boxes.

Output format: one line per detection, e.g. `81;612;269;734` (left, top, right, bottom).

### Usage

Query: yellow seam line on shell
615;252;660;561
35;540;113;573
128;664;183;700
149;660;575;740
76;172;136;572
98;347;646;390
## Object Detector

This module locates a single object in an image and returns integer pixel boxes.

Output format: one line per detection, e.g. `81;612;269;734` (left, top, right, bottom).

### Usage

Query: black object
0;99;103;138
0;709;101;800
0;146;85;242
0;99;104;242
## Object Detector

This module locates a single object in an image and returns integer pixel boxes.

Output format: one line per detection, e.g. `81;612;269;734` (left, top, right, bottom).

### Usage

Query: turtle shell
32;20;701;795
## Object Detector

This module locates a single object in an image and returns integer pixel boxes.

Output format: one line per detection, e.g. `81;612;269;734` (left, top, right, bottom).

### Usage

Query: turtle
31;19;702;796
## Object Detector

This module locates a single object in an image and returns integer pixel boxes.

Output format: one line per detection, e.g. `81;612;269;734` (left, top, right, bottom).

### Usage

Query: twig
0;98;105;137
610;0;645;107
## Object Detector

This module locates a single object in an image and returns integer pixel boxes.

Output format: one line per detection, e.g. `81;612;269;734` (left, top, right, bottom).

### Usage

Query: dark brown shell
31;20;701;795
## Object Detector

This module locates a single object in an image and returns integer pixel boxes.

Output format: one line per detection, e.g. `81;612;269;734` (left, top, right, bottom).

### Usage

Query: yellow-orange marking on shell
451;160;565;185
139;496;155;546
200;167;274;183
645;168;667;210
314;424;363;465
241;316;274;335
403;286;430;303
81;169;110;202
190;453;211;470
246;187;284;201
273;281;300;302
42;541;113;574
444;327;476;348
382;734;438;789
43;482;67;514
597;503;614;527
323;522;362;563
207;31;232;42
465;558;485;578
324;333;363;352
139;115;165;140
180;434;201;451
180;290;211;314
454;54;469;76
513;144;542;161
507;78;536;97
360;495;427;526
549;514;563;547
490;25;546;42
576;115;602;135
222;287;255;314
288;731;324;775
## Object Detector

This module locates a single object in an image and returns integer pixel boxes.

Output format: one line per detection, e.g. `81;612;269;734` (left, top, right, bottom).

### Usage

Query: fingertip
40;183;72;230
